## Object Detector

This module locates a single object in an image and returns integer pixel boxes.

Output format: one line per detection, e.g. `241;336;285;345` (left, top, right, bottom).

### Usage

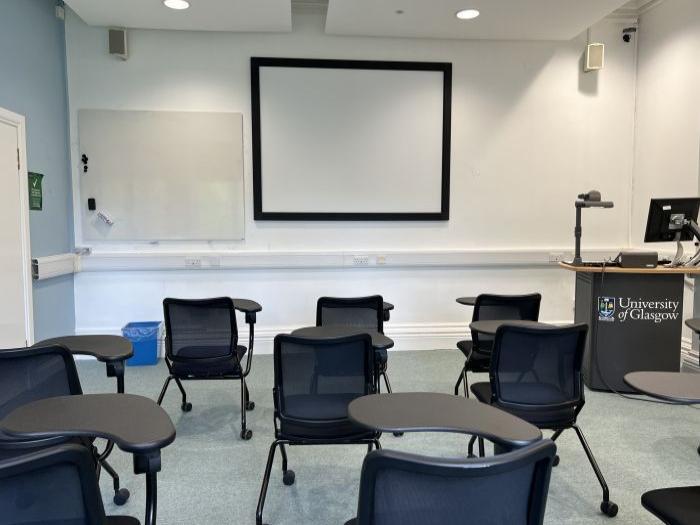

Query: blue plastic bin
122;321;161;366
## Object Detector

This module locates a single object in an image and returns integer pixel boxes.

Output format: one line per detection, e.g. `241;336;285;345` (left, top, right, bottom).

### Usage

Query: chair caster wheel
601;501;618;517
697;444;700;456
246;401;255;411
552;455;560;467
283;470;296;486
181;402;192;412
113;488;130;506
392;432;404;437
240;429;253;440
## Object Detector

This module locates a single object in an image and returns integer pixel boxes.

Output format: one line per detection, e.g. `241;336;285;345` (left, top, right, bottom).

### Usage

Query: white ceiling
325;0;634;41
65;0;640;40
63;0;292;32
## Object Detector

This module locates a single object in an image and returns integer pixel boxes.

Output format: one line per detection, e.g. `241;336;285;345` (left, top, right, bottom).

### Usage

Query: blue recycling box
122;321;161;366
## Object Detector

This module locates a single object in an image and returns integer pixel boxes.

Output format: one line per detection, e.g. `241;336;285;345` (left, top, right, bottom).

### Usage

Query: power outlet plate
548;252;567;263
184;257;202;268
352;255;370;266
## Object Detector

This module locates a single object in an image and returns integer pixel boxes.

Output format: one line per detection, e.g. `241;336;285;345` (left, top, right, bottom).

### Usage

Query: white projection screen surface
251;58;451;220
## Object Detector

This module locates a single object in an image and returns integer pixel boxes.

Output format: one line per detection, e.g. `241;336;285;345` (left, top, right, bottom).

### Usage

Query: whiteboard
252;58;451;220
78;109;244;241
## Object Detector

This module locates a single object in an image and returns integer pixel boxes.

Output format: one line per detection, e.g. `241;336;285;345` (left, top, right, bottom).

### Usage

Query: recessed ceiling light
163;0;190;10
456;9;480;20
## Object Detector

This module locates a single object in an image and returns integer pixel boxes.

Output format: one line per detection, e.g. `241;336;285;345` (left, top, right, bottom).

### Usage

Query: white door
0;109;33;347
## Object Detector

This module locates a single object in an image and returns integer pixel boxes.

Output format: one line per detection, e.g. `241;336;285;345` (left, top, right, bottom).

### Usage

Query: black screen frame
644;198;700;242
250;57;452;221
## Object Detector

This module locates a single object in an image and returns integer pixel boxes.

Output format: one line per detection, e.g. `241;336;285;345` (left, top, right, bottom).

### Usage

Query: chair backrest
0;444;108;525
273;334;375;424
163;297;238;361
0;345;82;422
472;294;541;353
489;323;588;414
354;439;556;525
316;296;384;333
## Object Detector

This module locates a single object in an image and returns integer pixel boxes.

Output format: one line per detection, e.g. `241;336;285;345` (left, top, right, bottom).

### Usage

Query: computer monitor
644;198;700;243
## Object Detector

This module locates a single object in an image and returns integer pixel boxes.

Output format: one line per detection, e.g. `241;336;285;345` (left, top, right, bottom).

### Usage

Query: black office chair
470;323;618;517
0;443;139;524
641;486;700;524
345;439;556;525
0;345;129;506
317;295;393;393
158;297;255;440
256;333;380;525
454;293;541;397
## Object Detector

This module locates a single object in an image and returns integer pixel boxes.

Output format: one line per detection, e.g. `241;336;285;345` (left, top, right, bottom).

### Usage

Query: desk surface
349;392;541;448
558;261;700;275
469;320;553;336
685;318;700;334
291;326;394;350
624;372;700;404
34;335;133;362
0;394;176;454
232;298;262;313
456;297;477;306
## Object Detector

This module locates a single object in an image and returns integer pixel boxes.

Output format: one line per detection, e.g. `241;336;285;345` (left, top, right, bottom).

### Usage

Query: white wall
66;8;641;352
633;0;700;360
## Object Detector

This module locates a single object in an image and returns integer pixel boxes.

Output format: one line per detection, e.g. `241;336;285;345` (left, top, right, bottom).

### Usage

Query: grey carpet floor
77;350;700;525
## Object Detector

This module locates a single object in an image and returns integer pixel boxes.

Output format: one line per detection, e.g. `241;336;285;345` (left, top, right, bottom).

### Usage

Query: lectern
560;263;700;392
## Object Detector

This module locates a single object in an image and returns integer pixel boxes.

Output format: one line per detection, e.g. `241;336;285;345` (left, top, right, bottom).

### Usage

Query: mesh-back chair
0;443;139;525
158;297;256;440
454;294;541;398
470;323;618;517
0;345;129;506
345;439;556;525
256;334;380;525
316;296;394;393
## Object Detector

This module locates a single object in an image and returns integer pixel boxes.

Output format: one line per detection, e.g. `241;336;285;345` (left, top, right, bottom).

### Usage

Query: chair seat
457;341;491;372
471;382;576;428
171;346;247;378
108;517;141;525
642;486;700;525
280;394;376;440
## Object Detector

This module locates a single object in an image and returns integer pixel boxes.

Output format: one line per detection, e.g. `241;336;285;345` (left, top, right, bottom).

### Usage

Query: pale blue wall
0;0;75;340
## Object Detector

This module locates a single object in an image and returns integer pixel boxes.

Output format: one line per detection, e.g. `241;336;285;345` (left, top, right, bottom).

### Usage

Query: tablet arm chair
317;295;393;394
256;333;380;525
345;439;556;525
641;486;700;525
455;293;541;398
0;443;139;525
158;297;259;440
470;323;618;517
0;345;130;506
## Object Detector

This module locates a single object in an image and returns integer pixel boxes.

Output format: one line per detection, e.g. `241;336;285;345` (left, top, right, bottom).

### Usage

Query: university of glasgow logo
598;297;615;322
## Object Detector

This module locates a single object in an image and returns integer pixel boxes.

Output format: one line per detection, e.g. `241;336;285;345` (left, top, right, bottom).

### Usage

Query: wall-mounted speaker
108;28;128;61
585;43;605;72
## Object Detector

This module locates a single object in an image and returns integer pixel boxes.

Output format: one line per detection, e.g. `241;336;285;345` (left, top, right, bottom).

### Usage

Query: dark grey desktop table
469;319;554;336
35;335;133;394
456;296;477;306
624;371;700;405
685;318;700;335
291;326;394;351
0;393;175;525
348;392;542;450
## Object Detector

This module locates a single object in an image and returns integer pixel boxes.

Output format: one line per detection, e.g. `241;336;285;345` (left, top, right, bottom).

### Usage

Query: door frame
0;107;34;345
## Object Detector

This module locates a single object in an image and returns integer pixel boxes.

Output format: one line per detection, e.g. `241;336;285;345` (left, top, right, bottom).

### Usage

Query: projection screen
251;57;451;220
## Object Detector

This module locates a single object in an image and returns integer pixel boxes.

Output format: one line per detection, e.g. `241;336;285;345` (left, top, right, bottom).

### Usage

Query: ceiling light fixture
163;0;190;10
456;9;480;20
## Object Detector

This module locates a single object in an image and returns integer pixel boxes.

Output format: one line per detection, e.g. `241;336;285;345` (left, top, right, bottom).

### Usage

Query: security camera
623;27;637;42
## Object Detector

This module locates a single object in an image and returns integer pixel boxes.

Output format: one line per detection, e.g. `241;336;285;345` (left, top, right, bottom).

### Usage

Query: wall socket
548;252;568;263
184;257;202;268
352;255;370;266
